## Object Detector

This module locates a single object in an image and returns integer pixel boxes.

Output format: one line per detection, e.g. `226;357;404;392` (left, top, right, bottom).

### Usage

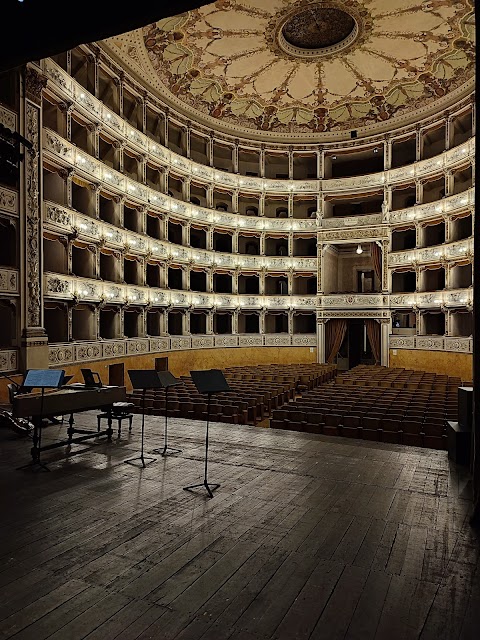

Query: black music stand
125;370;160;468
151;371;182;457
17;369;65;472
183;369;230;498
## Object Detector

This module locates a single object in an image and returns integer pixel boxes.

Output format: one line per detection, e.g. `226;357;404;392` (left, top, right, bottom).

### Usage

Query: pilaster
20;65;49;371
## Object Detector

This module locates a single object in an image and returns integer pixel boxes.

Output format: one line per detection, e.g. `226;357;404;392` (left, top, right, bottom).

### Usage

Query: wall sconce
356;245;363;255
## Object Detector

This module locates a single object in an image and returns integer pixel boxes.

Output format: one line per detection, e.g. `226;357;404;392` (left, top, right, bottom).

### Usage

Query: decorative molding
0;349;18;372
237;335;263;347
264;334;292;347
320;293;389;308
25;101;42;328
389;238;473;267
0;105;16;131
0;187;18;215
321;214;383;229
25;67;48;106
43;332;364;365
389;334;472;354
389;335;415;350
0;268;19;294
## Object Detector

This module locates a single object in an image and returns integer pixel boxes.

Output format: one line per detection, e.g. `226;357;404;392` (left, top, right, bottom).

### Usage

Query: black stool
97;402;134;437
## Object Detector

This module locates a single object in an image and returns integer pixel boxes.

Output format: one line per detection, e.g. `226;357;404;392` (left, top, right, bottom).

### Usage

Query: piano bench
97;410;134;438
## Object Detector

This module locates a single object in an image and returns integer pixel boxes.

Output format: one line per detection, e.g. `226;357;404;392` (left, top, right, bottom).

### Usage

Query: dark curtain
371;242;382;285
365;319;381;365
326;319;347;364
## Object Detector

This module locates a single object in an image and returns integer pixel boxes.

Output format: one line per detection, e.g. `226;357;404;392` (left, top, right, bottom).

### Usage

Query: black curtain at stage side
0;0;208;73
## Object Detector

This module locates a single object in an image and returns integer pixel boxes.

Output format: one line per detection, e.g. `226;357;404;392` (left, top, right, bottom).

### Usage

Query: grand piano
13;385;127;466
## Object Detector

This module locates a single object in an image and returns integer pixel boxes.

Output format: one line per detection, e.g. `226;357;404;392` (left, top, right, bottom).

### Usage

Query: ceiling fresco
104;0;475;138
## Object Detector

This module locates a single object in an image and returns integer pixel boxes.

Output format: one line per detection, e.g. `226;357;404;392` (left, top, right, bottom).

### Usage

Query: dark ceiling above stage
0;0;208;73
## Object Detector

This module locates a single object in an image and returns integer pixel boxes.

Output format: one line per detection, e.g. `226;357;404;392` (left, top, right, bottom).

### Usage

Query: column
259;193;265;216
163;109;169;148
259;145;265;178
288;147;294;179
381;240;389;292
232;309;239;334
380;318;390;367
20;65;49;370
445;115;453;151
233;141;239;174
415;180;423;204
259;309;266;335
416;126;422;161
287;309;294;335
185;124;191;158
288;193;293;216
445;170;454;197
316;149;322;179
182;177;191;203
207;134;214;167
317;317;326;363
232;189;239;213
206;310;214;334
259;233;265;256
384;138;392;170
206;186;214;208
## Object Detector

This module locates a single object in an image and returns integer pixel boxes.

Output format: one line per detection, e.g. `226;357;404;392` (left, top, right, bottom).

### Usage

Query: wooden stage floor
0;414;479;640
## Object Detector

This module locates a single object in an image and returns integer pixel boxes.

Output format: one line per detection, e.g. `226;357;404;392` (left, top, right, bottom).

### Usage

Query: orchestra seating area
270;365;461;450
127;363;336;425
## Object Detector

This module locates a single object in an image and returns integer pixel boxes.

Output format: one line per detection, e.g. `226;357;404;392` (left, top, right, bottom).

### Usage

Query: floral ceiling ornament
105;0;475;137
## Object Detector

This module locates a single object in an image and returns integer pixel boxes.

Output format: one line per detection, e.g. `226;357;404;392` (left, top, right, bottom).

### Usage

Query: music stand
183;369;230;498
151;371;182;457
18;369;65;472
125;370;160;468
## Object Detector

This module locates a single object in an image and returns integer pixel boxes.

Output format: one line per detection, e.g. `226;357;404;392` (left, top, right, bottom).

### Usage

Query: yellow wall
389;349;473;381
0;346;317;402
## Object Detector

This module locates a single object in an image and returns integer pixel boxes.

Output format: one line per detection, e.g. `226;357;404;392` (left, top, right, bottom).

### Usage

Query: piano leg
106;410;113;441
67;413;75;443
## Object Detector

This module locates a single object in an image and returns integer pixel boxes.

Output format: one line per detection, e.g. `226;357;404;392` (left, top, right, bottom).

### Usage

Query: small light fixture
356;244;363;254
331;155;337;160
373;147;379;153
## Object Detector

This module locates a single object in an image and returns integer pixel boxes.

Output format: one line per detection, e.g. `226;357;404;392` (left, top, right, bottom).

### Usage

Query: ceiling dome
104;0;475;141
281;6;356;50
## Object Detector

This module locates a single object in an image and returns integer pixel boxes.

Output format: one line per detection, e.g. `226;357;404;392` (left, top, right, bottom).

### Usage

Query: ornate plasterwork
0;105;16;131
0;187;18;215
105;0;474;139
0;349;18;373
25;100;42;328
0;268;19;295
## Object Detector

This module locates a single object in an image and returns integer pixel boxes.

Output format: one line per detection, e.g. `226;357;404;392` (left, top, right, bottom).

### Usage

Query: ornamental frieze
0;349;18;373
0;105;16;131
319;227;388;240
238;335;263;347
48;345;74;365
389;335;415;349
0;187;18;215
45;202;72;228
0;268;19;294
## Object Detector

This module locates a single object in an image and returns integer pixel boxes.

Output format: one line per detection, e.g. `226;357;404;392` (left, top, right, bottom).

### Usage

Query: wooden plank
309;565;370;640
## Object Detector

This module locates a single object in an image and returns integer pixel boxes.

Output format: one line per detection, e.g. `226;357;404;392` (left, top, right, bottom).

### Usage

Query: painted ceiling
104;0;475;139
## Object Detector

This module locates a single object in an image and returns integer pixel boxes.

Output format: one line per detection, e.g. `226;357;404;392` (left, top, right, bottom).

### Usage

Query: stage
0;414;478;639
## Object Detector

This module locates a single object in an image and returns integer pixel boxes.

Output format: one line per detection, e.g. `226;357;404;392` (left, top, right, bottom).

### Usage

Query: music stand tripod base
183;481;220;499
124;454;156;468
152;445;182;457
